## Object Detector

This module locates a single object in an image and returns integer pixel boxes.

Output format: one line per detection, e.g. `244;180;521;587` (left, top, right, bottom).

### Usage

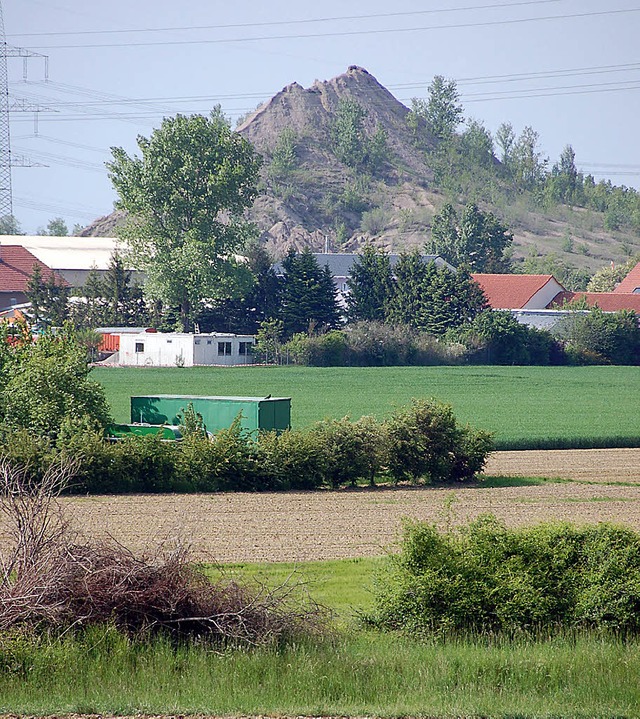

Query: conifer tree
346;245;394;322
279;248;341;337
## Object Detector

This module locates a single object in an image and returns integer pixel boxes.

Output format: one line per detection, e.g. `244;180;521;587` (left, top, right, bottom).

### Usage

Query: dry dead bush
0;458;328;644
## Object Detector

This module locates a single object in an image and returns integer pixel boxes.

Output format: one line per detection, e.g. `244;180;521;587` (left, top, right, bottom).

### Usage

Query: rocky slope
80;66;640;275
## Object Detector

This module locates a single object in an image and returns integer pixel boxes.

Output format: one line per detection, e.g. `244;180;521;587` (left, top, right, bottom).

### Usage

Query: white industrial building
118;332;256;367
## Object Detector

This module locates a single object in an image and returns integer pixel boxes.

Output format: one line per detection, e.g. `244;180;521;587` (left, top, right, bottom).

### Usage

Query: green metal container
130;395;291;435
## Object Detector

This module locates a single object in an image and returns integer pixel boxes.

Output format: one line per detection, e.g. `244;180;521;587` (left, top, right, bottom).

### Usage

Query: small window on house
207;340;212;345
217;341;232;356
194;339;200;345
167;339;172;344
9;297;17;306
135;342;144;353
239;341;253;355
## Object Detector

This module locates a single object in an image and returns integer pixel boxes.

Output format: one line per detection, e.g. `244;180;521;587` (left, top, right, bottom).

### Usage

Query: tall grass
2;629;639;716
94;365;640;450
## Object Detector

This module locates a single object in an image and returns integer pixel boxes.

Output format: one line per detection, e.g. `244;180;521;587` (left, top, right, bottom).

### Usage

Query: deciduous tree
428;203;513;272
1;324;112;438
107;111;262;331
424;75;464;141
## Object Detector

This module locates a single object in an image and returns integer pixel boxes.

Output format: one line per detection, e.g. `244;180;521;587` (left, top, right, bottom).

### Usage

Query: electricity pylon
0;1;48;219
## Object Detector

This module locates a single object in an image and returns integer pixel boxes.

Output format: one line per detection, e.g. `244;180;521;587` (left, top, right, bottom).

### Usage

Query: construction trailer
118;332;256;366
130;395;291;435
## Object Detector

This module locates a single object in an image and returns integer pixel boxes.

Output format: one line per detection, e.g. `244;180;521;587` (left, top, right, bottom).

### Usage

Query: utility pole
0;1;48;220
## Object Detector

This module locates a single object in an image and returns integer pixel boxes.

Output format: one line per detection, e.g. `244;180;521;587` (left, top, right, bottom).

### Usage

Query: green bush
448;310;560;365
382;398;493;484
0;429;55;487
343;322;416;366
0;399;490;493
282;331;349;367
555;308;640;365
368;515;640;636
257;428;327;490
1;325;112;439
175;418;262;492
308;415;384;488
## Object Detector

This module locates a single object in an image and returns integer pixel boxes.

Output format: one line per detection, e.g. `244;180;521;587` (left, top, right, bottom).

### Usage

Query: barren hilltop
83;66;640;279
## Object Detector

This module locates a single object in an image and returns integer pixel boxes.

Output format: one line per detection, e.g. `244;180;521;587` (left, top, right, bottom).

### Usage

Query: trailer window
217;341;232;356
135;342;144;353
239;341;253;355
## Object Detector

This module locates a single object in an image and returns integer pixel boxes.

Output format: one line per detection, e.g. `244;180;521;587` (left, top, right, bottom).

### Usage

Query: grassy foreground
93;364;639;449
2;629;639;717
3;558;640;717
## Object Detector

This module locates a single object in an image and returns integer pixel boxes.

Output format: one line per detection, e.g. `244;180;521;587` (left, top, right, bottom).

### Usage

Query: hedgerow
0;399;493;494
367;515;640;636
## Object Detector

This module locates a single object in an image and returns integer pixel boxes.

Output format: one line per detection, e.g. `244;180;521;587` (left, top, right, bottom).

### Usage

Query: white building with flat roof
118;331;255;367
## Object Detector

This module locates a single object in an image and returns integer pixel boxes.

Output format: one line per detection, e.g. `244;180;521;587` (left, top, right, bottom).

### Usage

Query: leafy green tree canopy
45;217;69;236
0;323;112;439
385;252;487;335
587;257;640;292
329;99;389;172
107;111;262;331
422;75;464;141
0;214;23;235
429;203;513;272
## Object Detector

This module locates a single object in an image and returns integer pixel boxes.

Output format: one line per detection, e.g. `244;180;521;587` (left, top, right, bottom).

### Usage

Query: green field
93;365;639;449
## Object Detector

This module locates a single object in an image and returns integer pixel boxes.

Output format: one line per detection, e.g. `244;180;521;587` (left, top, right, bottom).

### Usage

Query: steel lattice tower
0;2;49;221
0;1;12;219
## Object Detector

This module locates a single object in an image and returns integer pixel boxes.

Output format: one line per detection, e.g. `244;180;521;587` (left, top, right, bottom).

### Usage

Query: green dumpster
130;395;291;435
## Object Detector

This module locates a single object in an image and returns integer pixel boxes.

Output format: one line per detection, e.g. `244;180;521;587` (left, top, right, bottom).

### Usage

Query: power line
7;0;564;38
14;145;104;172
25;8;640;51
462;78;640;99
13;194;104;219
11;61;640;112
10;75;640;124
23;134;109;154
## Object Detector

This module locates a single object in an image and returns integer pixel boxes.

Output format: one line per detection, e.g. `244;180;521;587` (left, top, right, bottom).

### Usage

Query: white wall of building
118;332;255;367
522;278;566;310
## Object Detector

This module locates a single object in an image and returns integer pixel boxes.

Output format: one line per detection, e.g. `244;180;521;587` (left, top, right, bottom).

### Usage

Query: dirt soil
50;448;640;564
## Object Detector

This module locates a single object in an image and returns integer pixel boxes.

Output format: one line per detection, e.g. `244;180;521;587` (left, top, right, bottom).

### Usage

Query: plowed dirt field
54;448;640;563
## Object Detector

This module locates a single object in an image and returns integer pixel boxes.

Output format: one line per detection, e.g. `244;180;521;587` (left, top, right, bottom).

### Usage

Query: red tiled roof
551;291;640;312
471;274;561;309
0;245;67;292
613;262;640;294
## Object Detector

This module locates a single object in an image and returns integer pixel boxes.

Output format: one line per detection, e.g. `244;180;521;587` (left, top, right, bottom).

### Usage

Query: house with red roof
550;291;640;313
471;271;640;329
613;261;640;294
471;274;566;310
0;245;68;310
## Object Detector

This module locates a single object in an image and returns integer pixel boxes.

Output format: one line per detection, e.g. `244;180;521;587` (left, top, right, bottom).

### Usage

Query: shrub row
275;311;640;367
0;400;493;494
368;515;640;636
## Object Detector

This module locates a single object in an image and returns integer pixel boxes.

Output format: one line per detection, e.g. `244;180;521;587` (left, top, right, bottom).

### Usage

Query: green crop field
93;364;639;449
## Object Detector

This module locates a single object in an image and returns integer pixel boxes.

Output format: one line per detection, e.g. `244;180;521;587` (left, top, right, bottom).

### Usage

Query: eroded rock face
79;66;622;268
80;66;438;257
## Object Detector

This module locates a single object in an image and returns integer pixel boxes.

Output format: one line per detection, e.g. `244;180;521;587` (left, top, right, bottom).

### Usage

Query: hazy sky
7;0;640;234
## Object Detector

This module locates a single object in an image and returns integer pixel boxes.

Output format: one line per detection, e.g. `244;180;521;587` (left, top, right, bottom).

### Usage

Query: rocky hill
81;66;640;281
